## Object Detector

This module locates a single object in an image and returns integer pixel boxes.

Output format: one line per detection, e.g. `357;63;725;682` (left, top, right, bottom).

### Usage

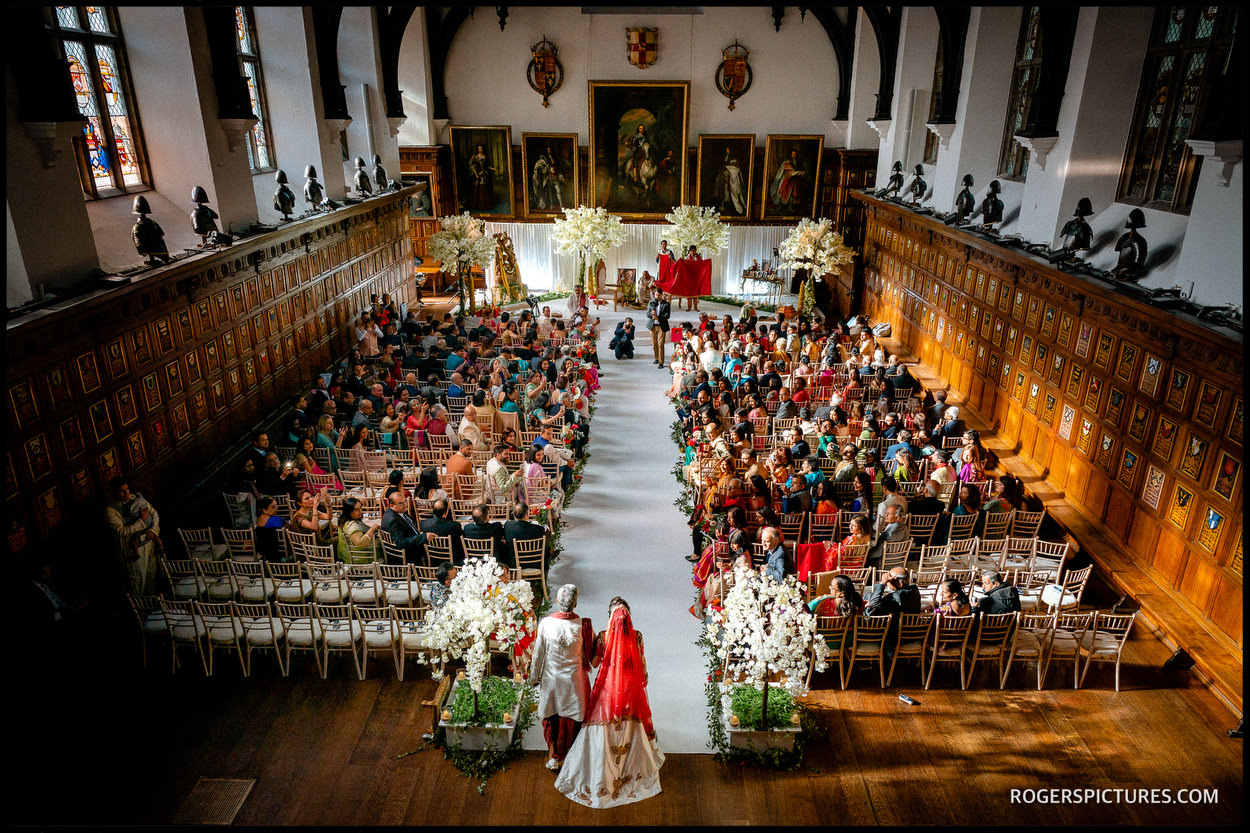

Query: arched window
234;6;274;172
998;7;1042;180
1117;6;1238;213
48;6;149;198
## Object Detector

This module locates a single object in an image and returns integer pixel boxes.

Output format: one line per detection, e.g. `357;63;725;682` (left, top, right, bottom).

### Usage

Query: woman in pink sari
555;598;664;808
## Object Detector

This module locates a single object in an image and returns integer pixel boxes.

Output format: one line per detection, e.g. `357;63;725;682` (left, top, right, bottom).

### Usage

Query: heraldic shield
626;27;658;68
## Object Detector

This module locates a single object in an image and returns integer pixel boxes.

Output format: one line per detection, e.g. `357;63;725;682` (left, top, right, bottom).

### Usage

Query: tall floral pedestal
439;679;518;751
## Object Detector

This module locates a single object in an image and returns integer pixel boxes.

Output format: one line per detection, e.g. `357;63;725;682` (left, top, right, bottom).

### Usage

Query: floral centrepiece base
439;677;521;751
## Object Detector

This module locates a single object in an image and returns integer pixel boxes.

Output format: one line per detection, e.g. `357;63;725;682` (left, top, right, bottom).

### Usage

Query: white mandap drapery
483;221;794;298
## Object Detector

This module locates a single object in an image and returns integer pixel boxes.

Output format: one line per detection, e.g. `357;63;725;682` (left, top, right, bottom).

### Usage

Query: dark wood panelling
5;189;416;553
854;192;1243;685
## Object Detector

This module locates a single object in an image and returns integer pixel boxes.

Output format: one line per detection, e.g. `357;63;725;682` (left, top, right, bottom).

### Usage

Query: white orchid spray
777;217;856;318
708;565;827;728
427;212;497;312
421;556;535;709
550;205;627;293
663;204;730;257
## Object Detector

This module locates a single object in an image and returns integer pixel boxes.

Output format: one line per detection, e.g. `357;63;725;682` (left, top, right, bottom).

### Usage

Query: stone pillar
398;8;436;146
337;6;398;193
874;7;939;193
843;8;882;150
927;7;1019;218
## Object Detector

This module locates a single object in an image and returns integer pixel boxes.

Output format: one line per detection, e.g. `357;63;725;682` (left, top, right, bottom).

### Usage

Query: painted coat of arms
626;27;658;68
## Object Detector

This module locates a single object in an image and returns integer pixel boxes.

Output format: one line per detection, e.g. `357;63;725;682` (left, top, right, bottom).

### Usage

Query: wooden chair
344;563;381;606
394;606;435;682
463;536;497;561
980;510;1012;541
1008;509;1046;538
195;558;237;602
126;594;167;670
179;527;228;561
836;542;870;572
220;527;258;562
1011;568;1052;612
339;469;368;496
158;597;207;674
513;537;549;600
339;534;379;565
846;614;894;689
974;538;1008;573
807;614;853;689
222;492;256;528
945;538;979;571
842;567;874;595
314;603;365;680
307;561;348;604
837;511;869;539
362;450;389;473
229;559;274;603
1078;611;1136;691
161;557;206;601
378;562;421;606
779;513;806;548
234;601;287;676
917;545;949;574
809;512;839;543
1041;564;1093;614
355;604;402;680
274;601;325;677
913;569;947;608
1001;537;1036;572
425;533;454;568
947;512;977;541
266;560;312;603
192;600;246;676
1048;611;1095;689
1001;611;1053;690
924;613;975;689
887;612;935;687
806;570;839;599
450;498;478;522
1032;540;1070;580
963;611;1017;689
880;540;913;572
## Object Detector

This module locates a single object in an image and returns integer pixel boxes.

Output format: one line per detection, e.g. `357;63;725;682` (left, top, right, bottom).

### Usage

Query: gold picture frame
521;132;579;219
760;133;823;221
588;80;690;219
448;124;515;217
694;134;755;220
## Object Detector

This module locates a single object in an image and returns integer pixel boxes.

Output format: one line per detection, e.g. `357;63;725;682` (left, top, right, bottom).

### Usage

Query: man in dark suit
889;361;917;397
646;286;671;366
503;502;547;566
419;499;466;565
864;567;922;617
926;390;948;431
974;570;1021;615
908;480;947;518
885;429;922;463
938;405;965;439
382;491;427;563
612;317;636;360
462;503;509;566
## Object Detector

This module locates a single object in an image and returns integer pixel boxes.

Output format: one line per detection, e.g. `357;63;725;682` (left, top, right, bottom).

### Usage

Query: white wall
397;7;435;146
338;7;398;193
1175;159;1244;307
875;7;939;193
438;7;841;147
842;7;882;150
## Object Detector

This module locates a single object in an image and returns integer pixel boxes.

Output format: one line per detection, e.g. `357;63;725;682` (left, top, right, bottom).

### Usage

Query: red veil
584;606;656;739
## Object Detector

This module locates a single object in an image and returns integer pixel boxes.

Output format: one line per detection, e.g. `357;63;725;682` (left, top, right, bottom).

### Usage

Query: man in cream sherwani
530;584;594;772
457;405;489;452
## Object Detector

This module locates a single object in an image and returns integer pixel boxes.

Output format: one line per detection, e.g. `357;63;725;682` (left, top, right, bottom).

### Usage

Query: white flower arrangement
709;565;827;706
427;212;498;312
776;217;855;279
663;204;730;257
550;206;627;288
427;211;498;270
420;556;535;696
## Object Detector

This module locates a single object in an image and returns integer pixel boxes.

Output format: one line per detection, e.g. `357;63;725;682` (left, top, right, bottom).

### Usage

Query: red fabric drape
583;607;655;737
654;256;711;297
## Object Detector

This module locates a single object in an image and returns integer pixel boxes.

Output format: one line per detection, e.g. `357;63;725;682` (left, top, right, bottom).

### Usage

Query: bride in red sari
554;598;665;808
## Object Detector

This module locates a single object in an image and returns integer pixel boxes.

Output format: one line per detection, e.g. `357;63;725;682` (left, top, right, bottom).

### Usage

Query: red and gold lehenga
554;606;665;808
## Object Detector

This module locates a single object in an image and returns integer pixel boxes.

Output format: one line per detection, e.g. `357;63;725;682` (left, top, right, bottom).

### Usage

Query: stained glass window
998;7;1042;180
48;6;146;197
235;7;274;172
1118;6;1235;212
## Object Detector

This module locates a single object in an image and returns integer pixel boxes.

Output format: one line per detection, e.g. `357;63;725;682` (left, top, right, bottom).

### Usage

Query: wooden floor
10;586;1242;827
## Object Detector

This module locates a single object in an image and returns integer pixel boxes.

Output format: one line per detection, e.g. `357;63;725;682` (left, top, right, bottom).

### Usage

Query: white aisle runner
521;303;731;755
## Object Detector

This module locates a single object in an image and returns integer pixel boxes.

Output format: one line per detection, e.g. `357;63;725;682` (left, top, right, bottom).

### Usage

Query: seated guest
780;474;812;514
760;526;792;583
426;562;458;611
864;567;922;617
444;439;475;495
504;502;547;553
419;499;466;565
787;427;811;460
929;450;957;484
808;574;864;617
463;504;510;566
533;425;575;489
973;570;1021;615
869;502;908;565
458;405;489;452
257;452;299;498
253;497;287;561
335;497;381;562
930;578;972;616
909;479;947;518
290;487;333;544
382;490;427;563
